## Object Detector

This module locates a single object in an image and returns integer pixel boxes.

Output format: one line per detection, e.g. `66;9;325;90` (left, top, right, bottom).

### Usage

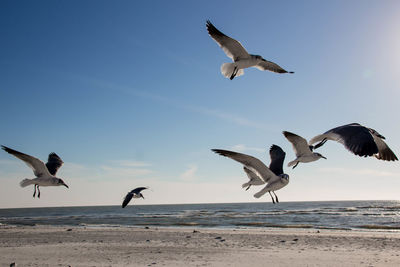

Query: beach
1;226;400;266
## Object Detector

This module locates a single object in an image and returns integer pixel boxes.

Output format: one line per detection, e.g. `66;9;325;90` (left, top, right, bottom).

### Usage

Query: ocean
1;200;399;231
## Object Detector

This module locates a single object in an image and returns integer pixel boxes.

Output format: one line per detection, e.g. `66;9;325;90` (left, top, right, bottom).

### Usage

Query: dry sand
1;226;400;266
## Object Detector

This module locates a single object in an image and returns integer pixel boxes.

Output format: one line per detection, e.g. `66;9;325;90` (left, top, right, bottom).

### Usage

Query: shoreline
1;225;400;266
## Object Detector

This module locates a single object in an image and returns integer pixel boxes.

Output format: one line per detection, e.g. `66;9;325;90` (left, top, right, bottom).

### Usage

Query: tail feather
254;185;269;198
20;179;33;188
220;63;244;79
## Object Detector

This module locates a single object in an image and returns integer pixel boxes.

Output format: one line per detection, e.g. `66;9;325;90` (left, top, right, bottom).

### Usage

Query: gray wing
1;145;50;177
212;149;276;183
206;20;249;61
46;152;64;175
268;145;285;176
255;59;294;74
322;123;379;157
283;131;312;157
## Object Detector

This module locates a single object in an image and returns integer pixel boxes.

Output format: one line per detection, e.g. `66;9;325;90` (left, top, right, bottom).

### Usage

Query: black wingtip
211;149;229;157
288;71;294;74
1;145;11;153
211;149;221;154
282;131;292;137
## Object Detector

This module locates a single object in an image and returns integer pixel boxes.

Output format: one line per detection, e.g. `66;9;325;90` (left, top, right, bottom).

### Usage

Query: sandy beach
1;226;400;266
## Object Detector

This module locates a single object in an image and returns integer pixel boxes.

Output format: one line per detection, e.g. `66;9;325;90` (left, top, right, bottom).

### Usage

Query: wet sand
1;226;400;266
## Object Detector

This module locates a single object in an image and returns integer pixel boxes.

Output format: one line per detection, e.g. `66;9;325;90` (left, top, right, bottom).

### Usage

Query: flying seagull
1;145;69;198
212;146;289;204
242;145;286;190
206;20;294;80
309;123;398;161
283;131;327;169
122;187;148;208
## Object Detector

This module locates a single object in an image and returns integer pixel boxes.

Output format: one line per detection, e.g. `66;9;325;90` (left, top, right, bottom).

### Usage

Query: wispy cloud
180;164;198;181
109;160;152;168
59;160;153;181
318;167;399;177
185;105;276;131
56;73;277;132
230;144;265;153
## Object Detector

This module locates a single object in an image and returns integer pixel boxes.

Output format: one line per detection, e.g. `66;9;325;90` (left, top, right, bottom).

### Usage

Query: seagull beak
63;183;69;188
322;156;327;159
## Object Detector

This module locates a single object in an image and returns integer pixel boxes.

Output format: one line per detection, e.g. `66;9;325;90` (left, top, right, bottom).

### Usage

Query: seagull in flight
309;123;398;161
2;145;69;198
212;145;289;204
206;20;294;80
242;145;286;191
122;187;148;208
283;131;327;169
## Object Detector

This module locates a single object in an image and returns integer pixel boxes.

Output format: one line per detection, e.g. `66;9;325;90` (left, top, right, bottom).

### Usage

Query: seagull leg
292;161;299;169
37;186;40;198
33;185;37;198
273;191;279;203
268;191;275;204
230;67;238;80
245;185;251;191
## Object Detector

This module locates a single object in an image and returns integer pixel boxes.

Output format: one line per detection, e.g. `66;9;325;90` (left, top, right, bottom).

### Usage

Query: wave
358;225;400;230
234;222;314;229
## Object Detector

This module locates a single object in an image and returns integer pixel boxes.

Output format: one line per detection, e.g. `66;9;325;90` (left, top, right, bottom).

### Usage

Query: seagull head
315;153;327;160
57;178;69;188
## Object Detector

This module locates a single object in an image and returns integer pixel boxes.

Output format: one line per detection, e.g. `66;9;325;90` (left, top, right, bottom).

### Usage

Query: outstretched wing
131;187;148;195
283;131;311;157
206;20;249;61
46;152;64;175
255;59;294;74
310;123;378;157
1;145;50;177
122;192;134;208
268;145;285;176
212;149;276;183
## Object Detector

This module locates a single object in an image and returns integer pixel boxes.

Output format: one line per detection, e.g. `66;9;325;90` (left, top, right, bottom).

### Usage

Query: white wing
2;146;50;177
212;149;277;183
283;131;312;157
206;20;250;61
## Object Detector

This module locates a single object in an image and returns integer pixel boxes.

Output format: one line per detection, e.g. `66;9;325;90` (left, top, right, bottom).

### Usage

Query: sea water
1;200;399;230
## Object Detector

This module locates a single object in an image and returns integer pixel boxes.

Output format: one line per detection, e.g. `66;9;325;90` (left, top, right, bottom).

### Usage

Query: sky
1;0;400;208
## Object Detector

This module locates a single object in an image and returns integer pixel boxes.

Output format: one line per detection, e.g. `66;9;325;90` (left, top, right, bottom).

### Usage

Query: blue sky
1;0;400;208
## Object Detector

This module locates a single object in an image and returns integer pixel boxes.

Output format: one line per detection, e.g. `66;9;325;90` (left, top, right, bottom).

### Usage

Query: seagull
206;20;294;80
242;145;286;190
283;131;327;169
1;145;69;198
309;123;398;161
122;187;148;208
212;145;289;204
